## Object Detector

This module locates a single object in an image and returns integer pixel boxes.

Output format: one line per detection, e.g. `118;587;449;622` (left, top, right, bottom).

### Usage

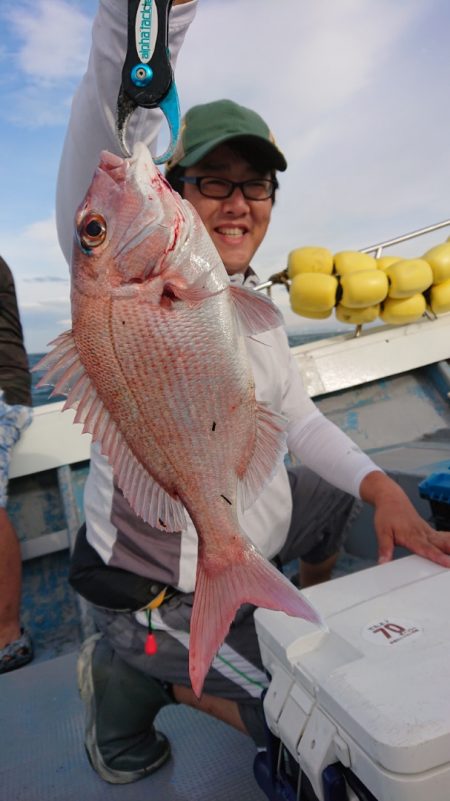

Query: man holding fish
52;0;450;785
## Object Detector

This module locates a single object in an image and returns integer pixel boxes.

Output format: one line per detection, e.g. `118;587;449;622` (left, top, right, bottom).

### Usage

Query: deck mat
0;653;266;801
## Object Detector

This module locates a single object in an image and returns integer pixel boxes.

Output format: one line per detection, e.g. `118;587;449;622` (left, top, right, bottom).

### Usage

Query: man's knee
300;553;339;588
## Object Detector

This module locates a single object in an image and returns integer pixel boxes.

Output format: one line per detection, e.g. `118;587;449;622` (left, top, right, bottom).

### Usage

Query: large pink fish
37;144;322;696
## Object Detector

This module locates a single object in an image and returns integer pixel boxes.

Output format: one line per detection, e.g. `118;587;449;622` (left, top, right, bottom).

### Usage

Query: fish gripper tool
116;0;180;163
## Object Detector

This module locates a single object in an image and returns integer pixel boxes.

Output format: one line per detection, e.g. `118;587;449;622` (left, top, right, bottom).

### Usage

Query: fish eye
78;212;107;250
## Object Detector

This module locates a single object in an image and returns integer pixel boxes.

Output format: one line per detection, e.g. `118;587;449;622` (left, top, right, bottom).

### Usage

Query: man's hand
360;470;450;568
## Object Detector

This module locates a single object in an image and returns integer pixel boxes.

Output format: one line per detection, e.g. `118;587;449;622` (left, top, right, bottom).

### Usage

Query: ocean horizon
29;329;339;407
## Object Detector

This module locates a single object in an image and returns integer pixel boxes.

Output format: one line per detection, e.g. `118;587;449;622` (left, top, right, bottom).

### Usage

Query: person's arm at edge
56;0;198;265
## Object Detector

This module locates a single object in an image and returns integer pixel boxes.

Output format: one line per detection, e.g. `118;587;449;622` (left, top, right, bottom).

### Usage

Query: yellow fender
340;269;389;308
334;251;377;276
376;255;402;272
286;237;450;325
429;278;450;315
289;306;333;320
335;304;380;324
422;243;450;284
287;246;334;277
289;273;338;313
381;293;426;324
386;259;433;298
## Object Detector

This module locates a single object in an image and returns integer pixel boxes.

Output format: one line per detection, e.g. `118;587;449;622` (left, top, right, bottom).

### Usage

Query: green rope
216;653;266;689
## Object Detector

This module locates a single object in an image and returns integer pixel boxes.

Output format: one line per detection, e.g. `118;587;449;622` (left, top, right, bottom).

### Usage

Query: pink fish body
37;144;322;696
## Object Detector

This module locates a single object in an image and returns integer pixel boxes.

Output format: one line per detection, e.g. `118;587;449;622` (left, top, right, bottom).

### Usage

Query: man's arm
360;470;450;567
283;336;450;568
288;411;450;568
56;0;197;265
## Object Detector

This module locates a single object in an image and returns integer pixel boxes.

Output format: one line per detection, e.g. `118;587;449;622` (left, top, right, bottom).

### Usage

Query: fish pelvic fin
189;544;323;698
230;285;284;336
238;401;287;511
33;331;187;532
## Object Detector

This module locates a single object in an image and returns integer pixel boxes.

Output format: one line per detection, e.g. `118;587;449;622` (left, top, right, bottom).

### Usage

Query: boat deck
3;320;449;801
0;652;266;801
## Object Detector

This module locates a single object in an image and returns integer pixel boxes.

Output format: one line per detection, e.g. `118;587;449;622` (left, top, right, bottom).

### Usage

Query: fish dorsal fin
238;401;287;510
230;284;284;336
34;331;187;532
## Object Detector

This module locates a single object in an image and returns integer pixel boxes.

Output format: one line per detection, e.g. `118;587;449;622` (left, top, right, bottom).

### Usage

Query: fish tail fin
189;545;323;697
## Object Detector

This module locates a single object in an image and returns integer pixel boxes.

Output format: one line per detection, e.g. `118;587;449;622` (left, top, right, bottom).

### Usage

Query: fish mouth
108;144;171;276
98;150;128;180
95;151;163;269
96;144;193;284
98;144;158;186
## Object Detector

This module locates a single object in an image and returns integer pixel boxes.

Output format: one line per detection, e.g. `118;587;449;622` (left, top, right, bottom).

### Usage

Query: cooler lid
255;555;450;775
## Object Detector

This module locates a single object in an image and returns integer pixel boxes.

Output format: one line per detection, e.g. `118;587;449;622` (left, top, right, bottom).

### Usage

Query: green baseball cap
166;99;287;173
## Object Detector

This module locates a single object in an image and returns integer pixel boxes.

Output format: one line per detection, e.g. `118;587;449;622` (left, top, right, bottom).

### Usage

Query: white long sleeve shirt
56;0;380;594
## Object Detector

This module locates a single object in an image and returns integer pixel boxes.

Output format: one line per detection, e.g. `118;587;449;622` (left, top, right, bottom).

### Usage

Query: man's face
182;144;273;276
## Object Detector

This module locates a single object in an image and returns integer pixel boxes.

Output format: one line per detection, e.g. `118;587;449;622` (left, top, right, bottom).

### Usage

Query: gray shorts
93;465;361;746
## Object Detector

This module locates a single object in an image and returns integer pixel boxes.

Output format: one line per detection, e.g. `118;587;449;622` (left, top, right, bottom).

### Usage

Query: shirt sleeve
287;408;383;498
56;0;198;266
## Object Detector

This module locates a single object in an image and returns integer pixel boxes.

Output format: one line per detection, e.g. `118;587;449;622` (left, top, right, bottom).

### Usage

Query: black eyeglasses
179;175;277;201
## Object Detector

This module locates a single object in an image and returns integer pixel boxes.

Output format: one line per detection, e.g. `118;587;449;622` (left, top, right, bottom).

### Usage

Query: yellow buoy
422;243;450;284
335;304;380;324
381;294;426;324
289;306;333;320
289;273;338;314
429;278;450;315
386;259;433;298
287;246;334;278
334;251;377;276
340;269;389;308
376;255;402;272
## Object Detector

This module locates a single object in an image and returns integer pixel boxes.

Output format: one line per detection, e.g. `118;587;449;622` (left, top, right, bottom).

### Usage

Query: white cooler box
254;555;450;801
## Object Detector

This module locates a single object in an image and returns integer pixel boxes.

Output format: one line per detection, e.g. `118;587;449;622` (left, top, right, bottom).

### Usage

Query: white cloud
1;1;92;126
174;0;450;282
1;214;65;272
5;0;91;84
6;86;74;127
177;0;424;116
2;0;450;349
0;215;70;335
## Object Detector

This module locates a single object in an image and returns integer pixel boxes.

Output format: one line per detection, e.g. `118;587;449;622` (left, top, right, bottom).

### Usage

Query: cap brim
178;133;287;172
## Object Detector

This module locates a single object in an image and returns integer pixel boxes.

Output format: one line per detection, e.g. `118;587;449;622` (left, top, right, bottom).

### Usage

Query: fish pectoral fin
33;330;187;533
33;330;84;395
238;402;287;511
230;285;284;335
189;544;324;698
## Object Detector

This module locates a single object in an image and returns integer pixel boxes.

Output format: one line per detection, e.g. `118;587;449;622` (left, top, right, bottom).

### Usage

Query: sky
1;0;450;353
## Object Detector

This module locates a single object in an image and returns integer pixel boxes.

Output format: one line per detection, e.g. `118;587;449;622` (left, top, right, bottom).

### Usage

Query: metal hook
116;0;180;163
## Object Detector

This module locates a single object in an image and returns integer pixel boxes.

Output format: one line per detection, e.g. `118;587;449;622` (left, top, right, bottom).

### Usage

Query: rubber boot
77;633;172;784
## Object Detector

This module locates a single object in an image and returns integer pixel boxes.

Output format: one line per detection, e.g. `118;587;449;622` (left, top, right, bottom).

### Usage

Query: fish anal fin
238;401;287;510
189;544;323;698
121;455;188;532
230;285;284;336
